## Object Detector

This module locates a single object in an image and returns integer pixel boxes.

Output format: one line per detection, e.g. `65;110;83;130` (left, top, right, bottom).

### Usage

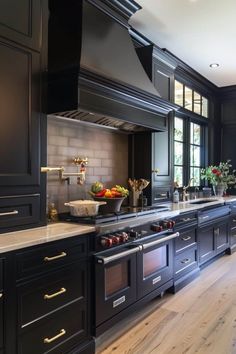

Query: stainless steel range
60;205;180;335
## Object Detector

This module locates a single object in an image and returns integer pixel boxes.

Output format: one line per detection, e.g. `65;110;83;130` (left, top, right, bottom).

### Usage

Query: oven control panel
97;219;175;250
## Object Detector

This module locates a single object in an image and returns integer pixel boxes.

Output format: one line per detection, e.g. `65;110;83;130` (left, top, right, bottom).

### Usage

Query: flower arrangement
201;160;236;188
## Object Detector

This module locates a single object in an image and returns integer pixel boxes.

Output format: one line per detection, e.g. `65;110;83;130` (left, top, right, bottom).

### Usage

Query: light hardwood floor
96;252;236;354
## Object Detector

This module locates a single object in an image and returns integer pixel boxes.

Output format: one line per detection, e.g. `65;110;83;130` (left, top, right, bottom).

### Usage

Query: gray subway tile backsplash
47;116;128;212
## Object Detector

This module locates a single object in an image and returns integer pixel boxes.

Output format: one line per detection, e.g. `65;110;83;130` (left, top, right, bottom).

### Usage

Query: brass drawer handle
0;210;18;217
181;236;191;241
44;329;66;344
181;258;191;264
44;252;67;262
180;217;195;222
44;287;66;300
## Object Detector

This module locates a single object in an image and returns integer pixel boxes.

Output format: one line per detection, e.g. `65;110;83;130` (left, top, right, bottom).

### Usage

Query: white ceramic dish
64;200;106;216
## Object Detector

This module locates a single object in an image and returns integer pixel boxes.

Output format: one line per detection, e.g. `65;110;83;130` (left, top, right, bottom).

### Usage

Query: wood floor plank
96;252;236;354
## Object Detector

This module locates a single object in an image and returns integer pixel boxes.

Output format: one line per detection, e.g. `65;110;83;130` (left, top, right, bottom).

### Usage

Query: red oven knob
160;220;168;229
117;232;129;243
100;237;113;248
166;220;174;229
111;235;120;245
151;224;163;232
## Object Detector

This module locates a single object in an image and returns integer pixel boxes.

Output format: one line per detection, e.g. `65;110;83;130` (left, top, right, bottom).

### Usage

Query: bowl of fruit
90;182;129;214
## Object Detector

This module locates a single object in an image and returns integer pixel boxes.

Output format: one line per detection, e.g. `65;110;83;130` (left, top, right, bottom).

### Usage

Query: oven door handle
142;232;180;250
95;245;142;265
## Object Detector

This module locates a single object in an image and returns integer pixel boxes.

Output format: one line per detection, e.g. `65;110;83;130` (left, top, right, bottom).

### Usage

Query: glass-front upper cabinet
174;80;209;118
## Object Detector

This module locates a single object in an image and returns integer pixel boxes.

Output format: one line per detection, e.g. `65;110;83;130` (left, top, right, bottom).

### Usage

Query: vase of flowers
201;160;236;196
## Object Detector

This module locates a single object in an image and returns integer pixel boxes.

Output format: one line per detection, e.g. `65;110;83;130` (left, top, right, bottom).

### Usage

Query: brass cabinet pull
181;258;191;264
180;217;195;222
44;252;67;262
0;210;18;217
44;287;66;300
181;236;191;241
44;329;66;344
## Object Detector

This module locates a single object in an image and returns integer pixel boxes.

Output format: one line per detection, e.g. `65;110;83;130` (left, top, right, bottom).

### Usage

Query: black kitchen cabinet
0;39;41;188
0;0;43;52
130;124;173;205
153;58;174;102
198;225;215;265
221;125;236;175
220;87;236;176
0;0;47;229
3;234;95;354
199;218;229;265
227;202;236;253
230;216;236;250
171;213;199;292
215;222;229;254
0;259;4;352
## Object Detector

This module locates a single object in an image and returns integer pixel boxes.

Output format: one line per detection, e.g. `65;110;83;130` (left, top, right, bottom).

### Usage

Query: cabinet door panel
0;39;40;187
230;216;236;246
215;223;229;253
199;226;215;265
153;61;174;101
152;127;172;185
0;0;42;51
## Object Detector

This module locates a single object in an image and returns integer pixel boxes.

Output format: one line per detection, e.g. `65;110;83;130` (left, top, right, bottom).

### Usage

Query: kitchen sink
189;199;217;205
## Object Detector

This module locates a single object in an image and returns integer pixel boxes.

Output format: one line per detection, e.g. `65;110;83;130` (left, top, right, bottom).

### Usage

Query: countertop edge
0;223;96;254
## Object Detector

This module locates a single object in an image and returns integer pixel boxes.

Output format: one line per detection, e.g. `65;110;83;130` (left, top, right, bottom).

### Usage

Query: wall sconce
41;156;88;185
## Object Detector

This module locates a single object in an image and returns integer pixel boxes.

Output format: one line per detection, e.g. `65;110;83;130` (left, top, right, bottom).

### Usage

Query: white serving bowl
64;200;106;217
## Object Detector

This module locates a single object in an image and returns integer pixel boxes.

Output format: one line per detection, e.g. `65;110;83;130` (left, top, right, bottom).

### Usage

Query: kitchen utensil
64;200;106;216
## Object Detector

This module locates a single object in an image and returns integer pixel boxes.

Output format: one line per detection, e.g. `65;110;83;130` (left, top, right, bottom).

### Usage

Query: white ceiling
129;0;236;87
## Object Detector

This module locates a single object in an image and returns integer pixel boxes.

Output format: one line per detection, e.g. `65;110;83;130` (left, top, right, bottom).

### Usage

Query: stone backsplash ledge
47;116;128;213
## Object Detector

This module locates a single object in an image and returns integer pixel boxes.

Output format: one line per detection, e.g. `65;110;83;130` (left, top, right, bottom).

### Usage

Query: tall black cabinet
129;121;173;205
0;0;47;232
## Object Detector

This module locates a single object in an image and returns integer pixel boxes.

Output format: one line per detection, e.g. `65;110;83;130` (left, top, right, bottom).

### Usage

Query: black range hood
48;0;178;131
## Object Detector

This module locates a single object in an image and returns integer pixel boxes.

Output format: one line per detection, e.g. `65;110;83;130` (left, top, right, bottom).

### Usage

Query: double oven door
94;244;141;327
137;232;179;299
94;231;179;328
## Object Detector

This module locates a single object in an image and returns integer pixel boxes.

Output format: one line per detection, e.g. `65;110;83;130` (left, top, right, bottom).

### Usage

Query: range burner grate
59;205;170;225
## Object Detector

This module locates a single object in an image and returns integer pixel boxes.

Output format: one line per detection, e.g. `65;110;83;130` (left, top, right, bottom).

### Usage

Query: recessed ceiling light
209;63;219;68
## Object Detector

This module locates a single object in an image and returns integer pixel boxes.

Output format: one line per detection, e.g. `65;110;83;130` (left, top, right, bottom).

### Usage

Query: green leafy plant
201;160;236;187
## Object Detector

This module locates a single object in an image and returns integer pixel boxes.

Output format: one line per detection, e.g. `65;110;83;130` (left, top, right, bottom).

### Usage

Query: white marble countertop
0;196;236;254
0;222;95;254
166;196;236;213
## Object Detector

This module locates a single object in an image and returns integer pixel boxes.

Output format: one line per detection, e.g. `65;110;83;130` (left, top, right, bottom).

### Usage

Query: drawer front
0;194;40;232
175;228;197;253
19;300;88;354
16;237;87;279
174;212;197;230
18;263;87;327
174;247;198;278
152;187;170;203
